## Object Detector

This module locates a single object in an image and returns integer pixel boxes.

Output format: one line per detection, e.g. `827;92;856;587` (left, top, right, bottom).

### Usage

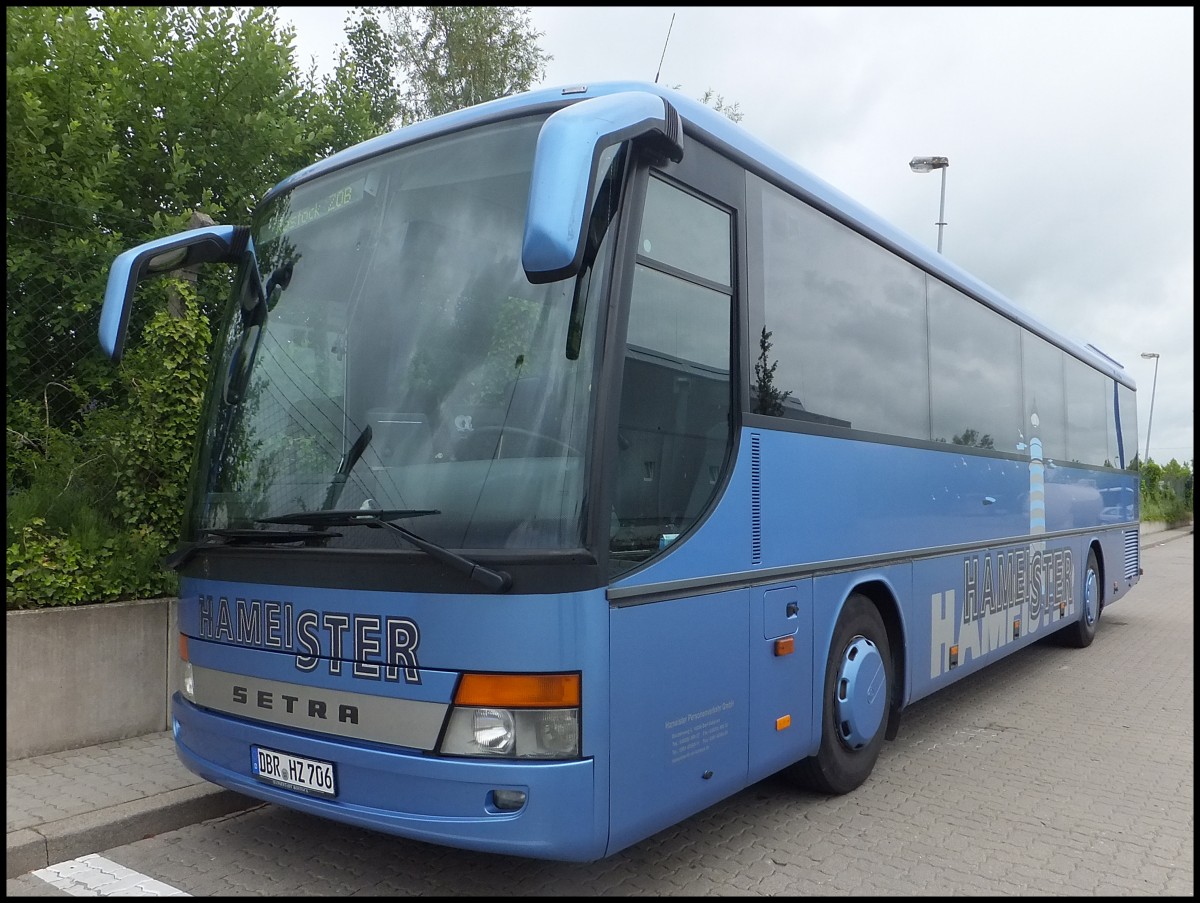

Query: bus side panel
617;431;1136;597
1094;525;1141;607
615;431;1032;593
607;589;750;856
747;579;815;783
908;536;1084;702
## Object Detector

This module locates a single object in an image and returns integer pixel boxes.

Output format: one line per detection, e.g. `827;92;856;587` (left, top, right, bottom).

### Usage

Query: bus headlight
181;661;195;701
471;707;516;754
441;708;579;758
534;707;579;756
178;634;196;701
437;672;581;759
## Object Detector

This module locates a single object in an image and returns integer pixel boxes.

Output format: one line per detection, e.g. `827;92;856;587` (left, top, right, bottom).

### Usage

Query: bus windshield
189;115;607;553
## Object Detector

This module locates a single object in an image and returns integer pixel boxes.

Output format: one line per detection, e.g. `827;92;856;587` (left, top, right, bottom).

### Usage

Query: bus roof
264;81;1134;390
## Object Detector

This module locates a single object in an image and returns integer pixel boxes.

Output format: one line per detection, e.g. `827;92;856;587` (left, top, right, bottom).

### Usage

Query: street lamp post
909;156;949;252
1140;352;1160;463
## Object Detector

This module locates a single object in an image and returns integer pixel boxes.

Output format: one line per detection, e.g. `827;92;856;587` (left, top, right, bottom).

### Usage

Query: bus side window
610;176;734;564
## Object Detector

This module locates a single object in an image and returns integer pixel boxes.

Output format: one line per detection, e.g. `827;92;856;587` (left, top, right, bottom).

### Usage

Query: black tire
1059;548;1101;648
788;593;892;795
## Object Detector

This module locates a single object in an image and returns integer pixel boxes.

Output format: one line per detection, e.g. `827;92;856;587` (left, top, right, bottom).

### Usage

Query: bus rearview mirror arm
521;91;683;285
99;224;251;362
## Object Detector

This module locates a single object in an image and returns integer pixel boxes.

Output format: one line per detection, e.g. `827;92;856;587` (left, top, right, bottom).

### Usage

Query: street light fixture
1140;352;1160;463
910;155;949;253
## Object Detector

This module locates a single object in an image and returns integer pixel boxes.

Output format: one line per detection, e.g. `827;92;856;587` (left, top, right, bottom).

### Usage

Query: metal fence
7;194;222;453
7;193;156;434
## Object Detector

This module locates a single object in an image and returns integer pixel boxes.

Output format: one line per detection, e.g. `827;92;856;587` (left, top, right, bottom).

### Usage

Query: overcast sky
278;6;1193;468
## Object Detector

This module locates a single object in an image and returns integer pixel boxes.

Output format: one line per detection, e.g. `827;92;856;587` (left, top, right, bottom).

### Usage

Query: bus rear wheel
788;593;892;795
1058;548;1102;648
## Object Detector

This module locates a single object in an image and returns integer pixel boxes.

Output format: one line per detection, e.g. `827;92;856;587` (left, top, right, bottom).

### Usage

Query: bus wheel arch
1058;543;1104;648
1090;540;1106;617
787;585;900;795
857;581;906;741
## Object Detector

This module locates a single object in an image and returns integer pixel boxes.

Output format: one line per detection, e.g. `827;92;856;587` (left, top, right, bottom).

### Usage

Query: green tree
952;428;995;450
321;8;404;141
752;327;792;416
1160;458;1192;484
6;7;354;442
6;6;385;606
381;6;550;122
698;88;744;123
669;84;744;123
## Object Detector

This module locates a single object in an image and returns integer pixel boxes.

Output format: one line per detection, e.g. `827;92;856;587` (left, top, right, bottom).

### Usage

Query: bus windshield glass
189;115;606;553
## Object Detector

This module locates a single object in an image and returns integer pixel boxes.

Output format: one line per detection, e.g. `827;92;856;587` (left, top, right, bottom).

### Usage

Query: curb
6;785;259;879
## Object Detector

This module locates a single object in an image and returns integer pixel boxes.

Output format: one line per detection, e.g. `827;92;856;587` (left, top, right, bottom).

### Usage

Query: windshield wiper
163;528;342;571
259;509;438;527
258;510;511;593
322;424;372;510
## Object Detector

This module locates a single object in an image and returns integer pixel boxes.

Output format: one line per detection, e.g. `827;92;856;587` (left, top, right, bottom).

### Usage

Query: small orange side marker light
776;715;791;731
774;636;794;657
179;633;189;662
949;644;959;668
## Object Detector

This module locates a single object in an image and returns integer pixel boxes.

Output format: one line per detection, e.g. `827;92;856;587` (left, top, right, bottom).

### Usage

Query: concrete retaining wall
5;598;180;761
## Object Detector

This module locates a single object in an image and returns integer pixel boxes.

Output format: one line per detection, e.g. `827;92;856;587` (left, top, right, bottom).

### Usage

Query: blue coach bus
99;81;1142;861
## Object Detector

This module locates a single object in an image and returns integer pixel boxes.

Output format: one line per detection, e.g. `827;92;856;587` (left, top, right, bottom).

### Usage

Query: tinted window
1117;382;1138;467
611;176;733;571
753;177;929;437
638;176;731;286
928;279;1021;451
627;265;729;370
1022;335;1067;462
1064;355;1110;466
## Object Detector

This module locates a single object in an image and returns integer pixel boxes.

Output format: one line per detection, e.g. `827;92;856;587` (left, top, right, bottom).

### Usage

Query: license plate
252;746;336;797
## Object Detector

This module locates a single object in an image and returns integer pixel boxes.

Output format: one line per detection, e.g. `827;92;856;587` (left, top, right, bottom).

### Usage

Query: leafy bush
1139;458;1194;526
6;297;207;610
6;518;175;609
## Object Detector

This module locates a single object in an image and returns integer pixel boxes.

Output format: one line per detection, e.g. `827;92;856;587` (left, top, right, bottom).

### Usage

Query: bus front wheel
788;593;892;795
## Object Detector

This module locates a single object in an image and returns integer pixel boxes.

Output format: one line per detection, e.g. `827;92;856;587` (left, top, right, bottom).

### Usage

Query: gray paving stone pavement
6;732;258;879
6;523;1192;888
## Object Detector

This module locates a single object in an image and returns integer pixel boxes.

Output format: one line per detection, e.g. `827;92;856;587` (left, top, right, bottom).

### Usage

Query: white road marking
33;854;189;896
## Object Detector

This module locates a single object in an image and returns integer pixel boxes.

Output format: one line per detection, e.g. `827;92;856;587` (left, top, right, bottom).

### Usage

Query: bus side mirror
99;224;249;361
522;91;683;285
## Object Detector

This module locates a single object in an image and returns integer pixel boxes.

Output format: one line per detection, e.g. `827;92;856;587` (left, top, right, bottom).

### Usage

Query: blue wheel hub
835;636;886;749
1084;568;1099;626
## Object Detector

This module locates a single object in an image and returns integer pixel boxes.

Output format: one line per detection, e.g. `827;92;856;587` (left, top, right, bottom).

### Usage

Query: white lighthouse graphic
1027;408;1045;537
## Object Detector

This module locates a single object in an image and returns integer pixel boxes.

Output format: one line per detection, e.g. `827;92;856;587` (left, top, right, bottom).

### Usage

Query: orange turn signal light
454;673;580;708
